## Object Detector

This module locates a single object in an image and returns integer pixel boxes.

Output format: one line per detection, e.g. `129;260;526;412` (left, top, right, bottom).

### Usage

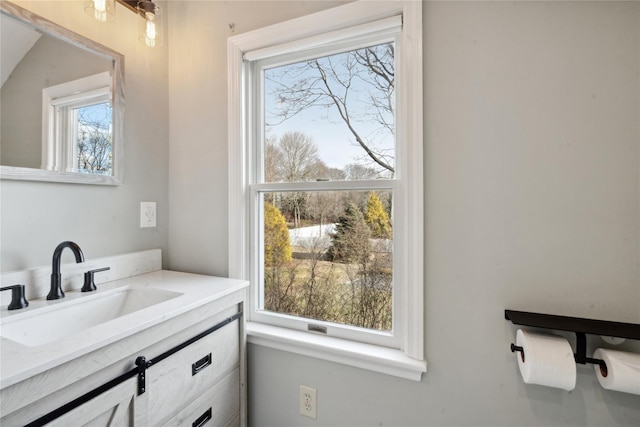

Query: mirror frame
0;1;124;185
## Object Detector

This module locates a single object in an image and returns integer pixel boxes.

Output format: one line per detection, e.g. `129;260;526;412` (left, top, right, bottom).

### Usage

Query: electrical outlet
140;202;156;228
299;385;317;419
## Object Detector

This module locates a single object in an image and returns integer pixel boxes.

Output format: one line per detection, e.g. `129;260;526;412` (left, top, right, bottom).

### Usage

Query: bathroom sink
0;287;182;347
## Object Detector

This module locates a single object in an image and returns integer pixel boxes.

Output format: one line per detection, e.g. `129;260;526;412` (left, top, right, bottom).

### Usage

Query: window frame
42;72;113;174
252;184;399;348
251;36;401;348
228;0;425;380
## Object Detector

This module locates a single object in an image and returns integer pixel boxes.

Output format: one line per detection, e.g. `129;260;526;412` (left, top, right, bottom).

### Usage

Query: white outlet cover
299;385;317;419
140;202;157;228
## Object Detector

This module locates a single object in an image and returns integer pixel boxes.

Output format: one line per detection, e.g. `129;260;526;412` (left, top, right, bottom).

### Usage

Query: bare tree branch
266;43;395;173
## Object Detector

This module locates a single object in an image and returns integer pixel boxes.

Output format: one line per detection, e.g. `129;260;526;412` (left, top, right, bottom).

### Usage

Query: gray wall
1;1;638;426
166;0;349;275
1;35;111;169
1;0;169;272
168;1;640;426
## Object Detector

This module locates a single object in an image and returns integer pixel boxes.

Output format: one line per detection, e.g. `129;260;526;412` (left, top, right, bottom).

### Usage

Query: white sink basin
0;287;182;347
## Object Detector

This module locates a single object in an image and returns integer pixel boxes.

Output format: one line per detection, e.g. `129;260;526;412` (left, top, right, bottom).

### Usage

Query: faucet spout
47;241;85;300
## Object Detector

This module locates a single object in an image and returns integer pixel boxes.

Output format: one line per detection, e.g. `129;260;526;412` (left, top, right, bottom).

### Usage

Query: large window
229;1;425;380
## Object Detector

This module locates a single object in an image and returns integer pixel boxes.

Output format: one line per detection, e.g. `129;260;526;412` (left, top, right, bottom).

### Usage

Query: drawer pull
192;407;212;427
192;353;212;376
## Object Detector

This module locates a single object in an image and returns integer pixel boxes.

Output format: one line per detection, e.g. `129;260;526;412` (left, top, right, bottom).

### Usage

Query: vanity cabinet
0;273;247;427
42;311;241;427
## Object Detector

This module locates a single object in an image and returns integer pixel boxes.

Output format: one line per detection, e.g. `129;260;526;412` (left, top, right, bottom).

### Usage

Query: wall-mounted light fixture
85;0;116;22
136;0;161;48
85;0;162;48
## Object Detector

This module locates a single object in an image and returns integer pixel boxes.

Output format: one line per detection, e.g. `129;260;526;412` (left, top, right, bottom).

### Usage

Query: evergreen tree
264;202;292;266
328;203;371;264
364;192;392;239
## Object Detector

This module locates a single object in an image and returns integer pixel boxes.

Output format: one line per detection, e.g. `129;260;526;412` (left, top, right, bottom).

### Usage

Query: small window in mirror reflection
74;102;113;175
42;71;113;175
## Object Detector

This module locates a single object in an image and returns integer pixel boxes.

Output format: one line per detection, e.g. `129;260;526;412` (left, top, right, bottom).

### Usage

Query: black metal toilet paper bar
509;336;607;374
505;309;640;376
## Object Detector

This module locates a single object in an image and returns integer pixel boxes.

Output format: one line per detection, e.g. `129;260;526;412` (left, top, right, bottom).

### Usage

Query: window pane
261;190;393;332
75;102;112;175
263;42;395;182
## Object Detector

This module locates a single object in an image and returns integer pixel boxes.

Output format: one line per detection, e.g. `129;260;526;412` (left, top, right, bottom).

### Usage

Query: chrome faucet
47;241;84;300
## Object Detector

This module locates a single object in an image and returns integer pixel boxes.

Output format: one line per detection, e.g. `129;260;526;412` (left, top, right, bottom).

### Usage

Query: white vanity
0;250;248;427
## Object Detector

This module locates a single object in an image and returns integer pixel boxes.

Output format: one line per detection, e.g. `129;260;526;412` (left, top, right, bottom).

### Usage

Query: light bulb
85;0;114;23
137;1;161;48
144;12;156;47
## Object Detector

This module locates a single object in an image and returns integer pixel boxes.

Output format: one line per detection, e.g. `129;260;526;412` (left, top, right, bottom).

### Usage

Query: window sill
246;322;427;381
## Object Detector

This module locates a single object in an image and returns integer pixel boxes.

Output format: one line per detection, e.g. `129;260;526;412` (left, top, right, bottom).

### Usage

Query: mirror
0;2;124;185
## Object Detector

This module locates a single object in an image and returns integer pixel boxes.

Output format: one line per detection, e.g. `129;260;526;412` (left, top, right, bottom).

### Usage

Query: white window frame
42;72;112;173
228;0;425;380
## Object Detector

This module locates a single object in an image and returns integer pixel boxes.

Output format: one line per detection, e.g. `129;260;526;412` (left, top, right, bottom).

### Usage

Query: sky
265;105;370;170
263;44;395;171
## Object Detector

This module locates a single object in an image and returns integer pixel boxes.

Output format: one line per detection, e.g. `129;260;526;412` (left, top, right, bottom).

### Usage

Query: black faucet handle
0;284;29;310
81;267;111;292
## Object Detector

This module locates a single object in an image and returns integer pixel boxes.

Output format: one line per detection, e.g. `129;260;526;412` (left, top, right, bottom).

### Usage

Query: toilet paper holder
505;310;640;374
510;340;607;374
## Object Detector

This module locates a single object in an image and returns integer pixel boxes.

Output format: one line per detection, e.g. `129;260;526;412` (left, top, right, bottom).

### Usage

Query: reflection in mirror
0;1;124;185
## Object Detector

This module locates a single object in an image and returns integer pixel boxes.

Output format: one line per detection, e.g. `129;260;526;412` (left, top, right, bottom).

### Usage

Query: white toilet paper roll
593;348;640;395
516;329;576;391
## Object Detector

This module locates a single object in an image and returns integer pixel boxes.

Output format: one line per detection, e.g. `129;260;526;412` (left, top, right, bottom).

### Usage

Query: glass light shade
137;0;162;48
84;0;115;23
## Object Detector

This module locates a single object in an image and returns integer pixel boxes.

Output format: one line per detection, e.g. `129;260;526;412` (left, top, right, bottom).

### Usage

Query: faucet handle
81;267;111;292
0;284;29;310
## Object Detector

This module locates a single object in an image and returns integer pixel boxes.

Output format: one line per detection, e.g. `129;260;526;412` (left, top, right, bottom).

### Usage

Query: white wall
168;1;640;426
0;0;169;272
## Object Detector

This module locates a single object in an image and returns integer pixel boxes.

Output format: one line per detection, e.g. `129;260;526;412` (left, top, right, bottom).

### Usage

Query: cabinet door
44;376;147;427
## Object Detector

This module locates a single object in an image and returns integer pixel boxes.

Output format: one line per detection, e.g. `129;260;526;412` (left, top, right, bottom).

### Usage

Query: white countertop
0;270;248;389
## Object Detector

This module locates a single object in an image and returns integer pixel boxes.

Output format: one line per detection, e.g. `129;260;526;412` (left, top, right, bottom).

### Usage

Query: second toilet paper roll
516;329;576;391
593;348;640;395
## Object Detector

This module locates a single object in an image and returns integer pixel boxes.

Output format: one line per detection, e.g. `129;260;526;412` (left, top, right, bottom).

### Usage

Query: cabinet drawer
148;320;240;426
163;368;239;427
